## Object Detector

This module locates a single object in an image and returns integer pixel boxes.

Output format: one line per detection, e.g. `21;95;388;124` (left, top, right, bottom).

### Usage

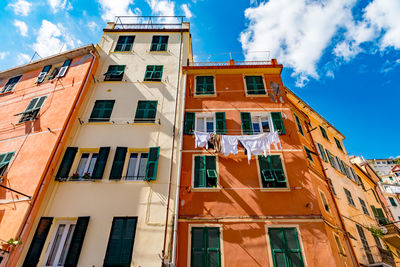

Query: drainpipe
7;48;97;266
304;123;359;267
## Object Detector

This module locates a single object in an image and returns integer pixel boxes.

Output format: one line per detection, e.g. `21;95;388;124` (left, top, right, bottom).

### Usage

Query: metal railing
113;16;185;30
188;60;271;67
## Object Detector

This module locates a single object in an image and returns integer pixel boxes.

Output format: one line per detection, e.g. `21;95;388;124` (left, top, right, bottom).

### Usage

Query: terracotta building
174;59;353;266
0;45;98;266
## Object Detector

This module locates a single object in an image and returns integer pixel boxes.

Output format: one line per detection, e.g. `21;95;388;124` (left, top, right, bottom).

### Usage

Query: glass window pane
87;154;98;175
76;154;89;176
206;118;214;133
197;118;205;132
253;122;261;133
58;224;76;265
261;118;270;132
274;252;286;266
269;229;284;249
285;228;299;250
46;224;66;265
126;153;138;180
137;153;148;179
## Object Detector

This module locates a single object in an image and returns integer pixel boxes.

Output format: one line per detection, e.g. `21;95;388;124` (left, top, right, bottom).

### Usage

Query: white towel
238;133;269;163
194;131;210;149
221;135;239;156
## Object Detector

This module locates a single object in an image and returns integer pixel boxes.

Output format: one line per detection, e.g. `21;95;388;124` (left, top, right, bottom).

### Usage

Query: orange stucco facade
176;61;352;266
0;46;98;265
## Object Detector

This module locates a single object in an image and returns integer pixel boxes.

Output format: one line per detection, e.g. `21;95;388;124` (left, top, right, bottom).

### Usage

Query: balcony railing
382;223;400;249
378;247;395;266
112;16;186;30
188;60;272;67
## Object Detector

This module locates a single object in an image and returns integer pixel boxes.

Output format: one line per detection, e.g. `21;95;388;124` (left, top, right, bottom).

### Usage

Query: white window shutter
35;72;47;83
56;66;68;78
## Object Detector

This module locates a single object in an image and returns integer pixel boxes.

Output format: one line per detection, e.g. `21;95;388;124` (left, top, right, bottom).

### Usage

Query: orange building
175;59;354;266
0;45;98;265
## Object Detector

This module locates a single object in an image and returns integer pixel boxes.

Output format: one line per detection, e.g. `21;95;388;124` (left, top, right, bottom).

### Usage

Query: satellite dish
270;81;281;96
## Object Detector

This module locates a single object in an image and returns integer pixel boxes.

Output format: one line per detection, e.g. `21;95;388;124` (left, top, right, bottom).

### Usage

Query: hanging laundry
209;133;222;153
194;131;210;149
221;135;239;156
238;133;269;163
269;130;282;150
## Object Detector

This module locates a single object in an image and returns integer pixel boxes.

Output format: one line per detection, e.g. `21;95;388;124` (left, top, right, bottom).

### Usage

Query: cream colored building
18;18;192;267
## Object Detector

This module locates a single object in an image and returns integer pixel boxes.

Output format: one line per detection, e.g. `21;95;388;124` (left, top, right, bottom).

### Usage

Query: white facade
18;21;192;267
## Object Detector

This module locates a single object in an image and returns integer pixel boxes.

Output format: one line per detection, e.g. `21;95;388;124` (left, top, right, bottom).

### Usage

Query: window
319;191;330;212
325;149;336;168
144;65;163;81
89;100;115;122
1;75;22;94
75;153;98;178
134;100;157;123
241;112;286;135
0;151;15;176
316;143;328;162
35;65;52;84
196;113;215;133
150;36;169;51
389;197;398;207
319;126;329;140
194;155;218;188
195;76;215;95
334;234;345;255
104;217;137;267
125;152;148;180
268;227;305;267
104;65;125;81
358;175;366;190
328;178;336;196
18;95;47;123
356;224;374;264
191;227;221;267
244;75;266;95
359;198;370;216
294;114;304;136
304;146;314;162
370;205;388;225
115;36;135;52
56;59;72;78
44;221;76;266
258;155;287;188
344;188;355;207
185;112;226;135
334;137;343;151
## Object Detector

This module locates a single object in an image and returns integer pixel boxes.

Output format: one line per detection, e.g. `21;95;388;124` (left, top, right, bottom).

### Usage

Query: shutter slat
91;147;110;179
240;112;253;135
145;147;160;181
109;147;127;180
23;217;53;266
184;112;195;135
194;156;206;188
64;217;90;267
56;147;78;178
215;112;226;134
271;112;286;135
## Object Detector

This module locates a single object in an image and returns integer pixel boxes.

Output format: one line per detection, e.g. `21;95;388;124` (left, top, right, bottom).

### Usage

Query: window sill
132;122;156;125
110;51;134;54
260;187;291;192
86;121;111;125
245;93;268;97
191;187;220;192
142;81;163;83
101;81;124;83
0;91;13;97
194;94;217;98
149;50;169;53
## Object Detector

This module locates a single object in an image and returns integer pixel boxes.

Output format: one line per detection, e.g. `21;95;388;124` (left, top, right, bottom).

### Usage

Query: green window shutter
115;36;135;51
64;217;90;267
245;76;265;95
109;147;127;180
258;156;274;182
215;112;226;134
89;100;115;122
191;227;220;267
319;126;329;140
325;149;335;168
335;137;343;151
196;76;214;95
23;217;53;266
150;36;169;51
258;155;286;187
134;100;157;123
2;75;22;93
284;228;304;267
145;147;160;181
389;197;397;207
205;156;217;187
206;228;221;267
144;65;163;81
184;112;195;135
0;151;15;169
56;147;78;178
191;228;205;267
194;156;206;188
268;228;304;267
317;143;328;162
371;205;378;218
294;114;304;135
104;217;137;267
104;65;125;81
91;147;110;179
240;112;253;135
19;95;48;123
271;112;286;135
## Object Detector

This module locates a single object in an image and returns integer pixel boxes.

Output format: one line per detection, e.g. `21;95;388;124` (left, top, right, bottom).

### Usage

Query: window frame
389;197;398;207
319;126;329;140
257;153;290;191
304;146;314;162
359;198;370;216
333;233;346;256
192;154;220;191
73;152;99;179
150;35;169;52
88;100;115;123
195;113;216;133
103;65;126;82
114;35;135;52
134;100;158;123
319;189;331;213
265;224;307;267
243;75;267;96
18;95;48;123
251;113;275;134
334;137;343;151
124;151;149;181
143;65;163;82
294;114;304;136
344;188;356;207
194;75;216;96
1;75;22;94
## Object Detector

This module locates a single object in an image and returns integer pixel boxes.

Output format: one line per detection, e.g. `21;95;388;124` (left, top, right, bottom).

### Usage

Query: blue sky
1;0;399;159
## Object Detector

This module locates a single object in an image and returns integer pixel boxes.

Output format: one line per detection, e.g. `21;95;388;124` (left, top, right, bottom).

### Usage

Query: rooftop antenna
29;51;42;63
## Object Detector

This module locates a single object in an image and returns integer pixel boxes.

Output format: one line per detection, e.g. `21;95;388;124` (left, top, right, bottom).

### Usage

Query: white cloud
8;0;32;16
147;0;178;23
88;21;99;32
0;52;9;60
14;20;28;37
181;4;192;19
380;59;400;73
32;20;81;58
48;0;72;13
17;53;31;65
97;0;135;21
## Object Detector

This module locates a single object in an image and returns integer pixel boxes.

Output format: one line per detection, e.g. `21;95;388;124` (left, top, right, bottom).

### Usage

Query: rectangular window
194;155;218;188
268;227;305;267
191;227;221;267
252;114;273;134
294;114;304;136
196;113;215;133
241;112;285;135
104;217;137;267
319;126;329;140
244;75;266;95
115;36;135;52
258;155;287;188
356;224;374;264
319;191;330;213
104;65;126;81
316;143;328;162
126;152;148;180
328;178;336;196
74;153;98;178
89;100;115;122
0;151;15;176
325;149;336;168
35;65;52;84
359;198;370;216
1;75;22;93
144;65;163;81
334;234;345;255
134;100;157;123
358;175;366;190
44;221;76;266
389;197;398;207
344;188;356;207
304;146;314;162
334;137;343;151
18;95;47;123
195;76;215;95
56;59;72;78
150;36;169;51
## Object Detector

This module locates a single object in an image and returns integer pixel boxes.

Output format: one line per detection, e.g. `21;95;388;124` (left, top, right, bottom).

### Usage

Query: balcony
382;223;400;249
108;16;187;30
377;247;395;266
188;60;272;67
